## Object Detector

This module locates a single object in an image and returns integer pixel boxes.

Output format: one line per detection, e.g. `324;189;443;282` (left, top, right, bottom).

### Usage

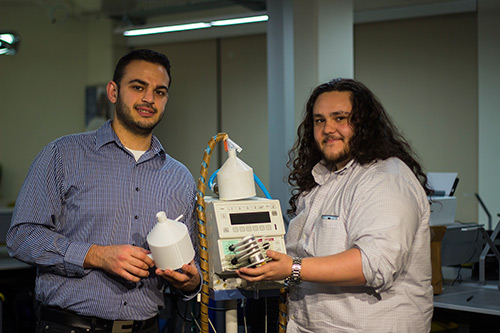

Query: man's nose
142;88;155;103
323;119;337;134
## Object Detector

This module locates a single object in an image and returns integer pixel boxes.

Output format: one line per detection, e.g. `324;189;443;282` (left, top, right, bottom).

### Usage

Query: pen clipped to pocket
321;215;339;221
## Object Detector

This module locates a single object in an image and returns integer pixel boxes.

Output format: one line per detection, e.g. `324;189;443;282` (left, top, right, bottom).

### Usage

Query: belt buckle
111;320;134;333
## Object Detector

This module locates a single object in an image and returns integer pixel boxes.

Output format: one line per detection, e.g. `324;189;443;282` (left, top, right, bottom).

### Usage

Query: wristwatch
287;257;302;285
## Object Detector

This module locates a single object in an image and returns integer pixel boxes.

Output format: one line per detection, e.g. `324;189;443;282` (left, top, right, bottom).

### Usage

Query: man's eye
156;90;167;97
132;85;144;91
314;118;324;124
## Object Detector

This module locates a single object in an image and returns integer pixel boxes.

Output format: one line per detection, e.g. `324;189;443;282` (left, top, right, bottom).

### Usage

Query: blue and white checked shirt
7;121;199;320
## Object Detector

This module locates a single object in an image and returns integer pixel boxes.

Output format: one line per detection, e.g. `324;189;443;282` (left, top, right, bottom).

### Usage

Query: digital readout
229;211;271;225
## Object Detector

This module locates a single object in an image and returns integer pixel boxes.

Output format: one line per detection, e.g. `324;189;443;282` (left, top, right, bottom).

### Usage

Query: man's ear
106;81;118;103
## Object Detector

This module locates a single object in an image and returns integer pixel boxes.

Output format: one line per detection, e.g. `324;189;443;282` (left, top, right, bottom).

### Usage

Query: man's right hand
84;244;155;282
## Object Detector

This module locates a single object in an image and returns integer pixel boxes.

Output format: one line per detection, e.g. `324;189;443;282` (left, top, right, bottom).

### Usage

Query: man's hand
236;250;292;282
155;259;201;294
84;244;154;282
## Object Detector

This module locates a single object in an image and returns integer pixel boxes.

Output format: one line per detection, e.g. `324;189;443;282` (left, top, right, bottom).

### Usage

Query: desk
433;267;500;331
0;247;36;333
0;258;31;271
434;283;500;316
0;246;32;271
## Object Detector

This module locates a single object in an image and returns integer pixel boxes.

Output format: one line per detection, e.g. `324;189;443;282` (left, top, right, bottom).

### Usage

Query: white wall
0;5;116;207
220;35;269;196
144;35;269;197
0;5;86;206
0;6;489;228
355;13;478;224
148;40;219;179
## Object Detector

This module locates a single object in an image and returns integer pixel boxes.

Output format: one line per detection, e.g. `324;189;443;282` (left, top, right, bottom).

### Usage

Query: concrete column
267;0;295;219
267;0;353;220
478;0;500;229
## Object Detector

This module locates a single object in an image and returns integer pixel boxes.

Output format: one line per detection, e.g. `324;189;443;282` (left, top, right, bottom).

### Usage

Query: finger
181;261;198;276
236;270;262;282
126;265;150;278
157;270;188;289
131;248;155;268
266;250;279;259
128;255;152;271
139;253;155;268
238;266;266;277
165;269;190;283
119;269;142;283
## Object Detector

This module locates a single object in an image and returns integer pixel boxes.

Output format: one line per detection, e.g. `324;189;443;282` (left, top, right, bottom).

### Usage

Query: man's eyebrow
313;111;350;117
128;79;147;86
327;111;350;117
128;79;168;91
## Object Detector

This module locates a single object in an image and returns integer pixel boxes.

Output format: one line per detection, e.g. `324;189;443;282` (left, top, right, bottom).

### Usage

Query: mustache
135;103;157;112
322;135;343;143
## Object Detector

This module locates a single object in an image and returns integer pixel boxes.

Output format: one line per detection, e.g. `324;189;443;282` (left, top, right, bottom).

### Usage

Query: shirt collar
312;159;356;185
95;120;166;158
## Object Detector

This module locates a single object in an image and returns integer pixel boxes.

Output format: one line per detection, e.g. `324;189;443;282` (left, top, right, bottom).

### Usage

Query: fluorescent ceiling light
123;14;269;37
0;33;15;44
211;15;269;26
124;22;211;36
0;32;20;55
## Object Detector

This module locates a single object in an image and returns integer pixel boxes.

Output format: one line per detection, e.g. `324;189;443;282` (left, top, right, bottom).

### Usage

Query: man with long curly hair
237;78;433;332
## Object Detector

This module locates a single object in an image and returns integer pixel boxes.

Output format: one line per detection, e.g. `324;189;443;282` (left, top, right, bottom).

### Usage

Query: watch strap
289;257;302;284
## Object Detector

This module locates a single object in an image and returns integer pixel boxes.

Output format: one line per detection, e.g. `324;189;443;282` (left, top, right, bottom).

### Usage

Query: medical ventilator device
196;133;287;333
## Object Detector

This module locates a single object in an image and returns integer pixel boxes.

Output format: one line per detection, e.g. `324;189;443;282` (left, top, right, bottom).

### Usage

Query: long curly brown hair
287;78;432;215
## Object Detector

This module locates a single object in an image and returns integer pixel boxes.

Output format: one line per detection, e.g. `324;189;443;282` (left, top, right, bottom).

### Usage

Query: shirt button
134;215;138;219
135;187;140;191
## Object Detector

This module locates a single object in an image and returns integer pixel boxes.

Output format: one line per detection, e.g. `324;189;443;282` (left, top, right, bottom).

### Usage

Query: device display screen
229;212;271;225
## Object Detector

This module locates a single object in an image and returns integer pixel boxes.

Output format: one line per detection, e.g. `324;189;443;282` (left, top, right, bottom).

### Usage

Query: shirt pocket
306;214;348;257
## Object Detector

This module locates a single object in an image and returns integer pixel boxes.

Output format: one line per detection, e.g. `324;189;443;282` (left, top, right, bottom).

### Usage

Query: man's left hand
155;259;201;293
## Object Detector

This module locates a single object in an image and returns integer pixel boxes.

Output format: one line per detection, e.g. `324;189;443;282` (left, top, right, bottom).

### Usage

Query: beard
318;138;352;170
114;95;164;137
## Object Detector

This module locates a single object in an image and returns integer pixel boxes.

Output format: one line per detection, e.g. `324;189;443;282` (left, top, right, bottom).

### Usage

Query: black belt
40;306;157;332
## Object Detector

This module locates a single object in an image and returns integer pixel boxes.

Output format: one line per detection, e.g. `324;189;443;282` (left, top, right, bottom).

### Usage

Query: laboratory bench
1;246;36;333
433;266;500;332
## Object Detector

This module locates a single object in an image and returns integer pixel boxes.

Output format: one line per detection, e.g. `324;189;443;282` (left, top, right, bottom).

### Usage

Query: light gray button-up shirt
286;158;433;332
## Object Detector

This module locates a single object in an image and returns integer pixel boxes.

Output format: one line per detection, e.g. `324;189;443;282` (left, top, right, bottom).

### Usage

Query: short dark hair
113;49;171;87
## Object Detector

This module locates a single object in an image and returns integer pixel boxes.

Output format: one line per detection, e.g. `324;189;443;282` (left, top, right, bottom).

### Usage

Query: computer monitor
441;223;485;266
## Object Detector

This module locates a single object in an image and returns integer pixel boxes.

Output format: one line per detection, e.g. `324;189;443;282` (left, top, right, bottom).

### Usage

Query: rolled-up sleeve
348;171;422;293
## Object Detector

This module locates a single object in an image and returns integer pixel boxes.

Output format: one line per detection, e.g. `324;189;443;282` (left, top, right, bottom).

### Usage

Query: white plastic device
216;138;256;201
205;196;286;292
147;212;195;270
